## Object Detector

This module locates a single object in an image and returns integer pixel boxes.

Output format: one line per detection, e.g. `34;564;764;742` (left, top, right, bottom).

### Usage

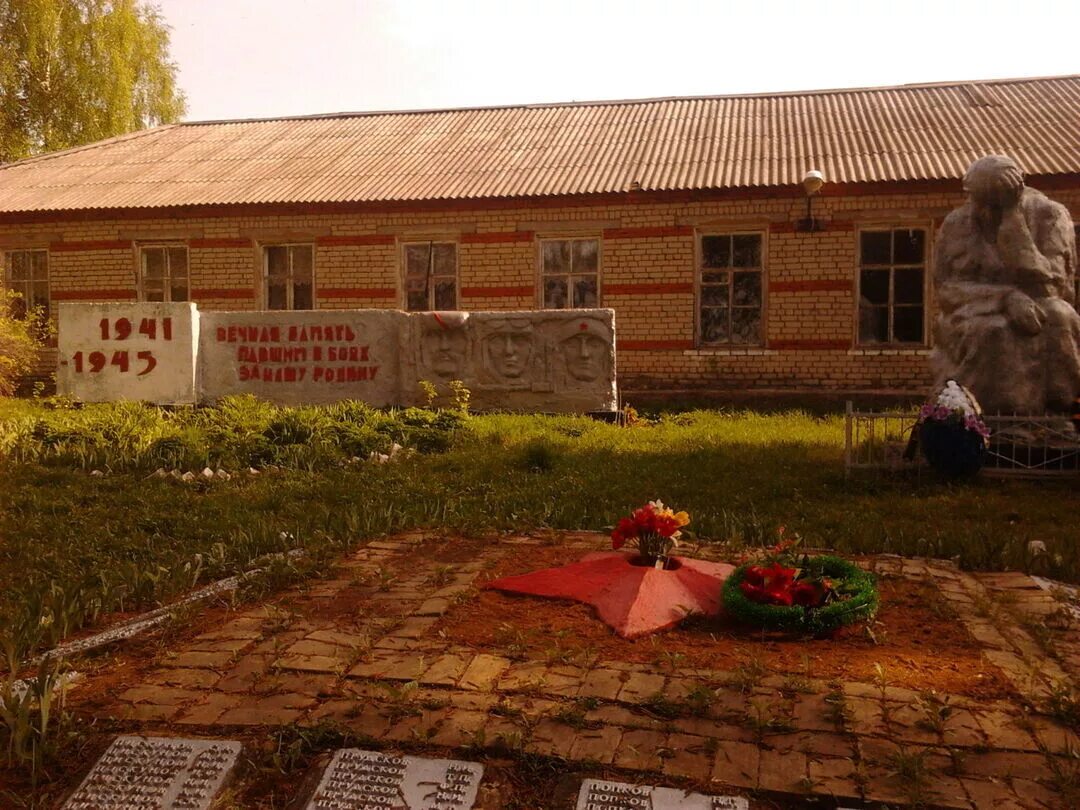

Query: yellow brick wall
2;182;1077;396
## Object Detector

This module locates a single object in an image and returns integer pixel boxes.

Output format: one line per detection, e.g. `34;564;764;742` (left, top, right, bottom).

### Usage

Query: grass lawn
0;397;1077;660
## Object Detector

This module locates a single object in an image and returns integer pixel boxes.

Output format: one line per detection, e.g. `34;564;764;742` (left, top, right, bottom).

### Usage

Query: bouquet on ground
917;380;990;443
610;500;690;569
722;528;878;636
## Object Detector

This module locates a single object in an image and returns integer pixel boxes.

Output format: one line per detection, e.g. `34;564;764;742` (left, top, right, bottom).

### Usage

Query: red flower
610;517;638;550
790;581;824;607
740;562;804;607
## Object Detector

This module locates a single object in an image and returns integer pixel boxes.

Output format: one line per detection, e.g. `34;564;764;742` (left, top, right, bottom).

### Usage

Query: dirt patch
438;545;1016;700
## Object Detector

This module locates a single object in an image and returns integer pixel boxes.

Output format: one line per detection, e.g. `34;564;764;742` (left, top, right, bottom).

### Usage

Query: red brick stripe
191;288;252;300
617;339;695;351
52;289;135;300
604;282;693;295
602;225;693;240
190;237;252;249
770;339;850;350
769;279;852;293
461;231;535;244
460;286;533;298
315;234;396;247
319;287;397;299
49;240;131;252
768;220;855;234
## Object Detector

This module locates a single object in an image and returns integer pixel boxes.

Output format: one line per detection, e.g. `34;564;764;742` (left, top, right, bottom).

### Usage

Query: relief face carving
556;318;613;384
419;312;469;379
480;319;534;381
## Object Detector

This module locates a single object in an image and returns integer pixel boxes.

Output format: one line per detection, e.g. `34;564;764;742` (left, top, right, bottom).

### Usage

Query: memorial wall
57;303;618;413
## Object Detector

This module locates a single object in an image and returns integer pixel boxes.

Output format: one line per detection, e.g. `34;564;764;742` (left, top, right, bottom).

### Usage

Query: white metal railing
844;403;1080;478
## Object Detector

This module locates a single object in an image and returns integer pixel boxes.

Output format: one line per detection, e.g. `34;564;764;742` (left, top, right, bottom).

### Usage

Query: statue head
558;318;612;383
963;155;1025;209
481;318;533;379
419;311;468;379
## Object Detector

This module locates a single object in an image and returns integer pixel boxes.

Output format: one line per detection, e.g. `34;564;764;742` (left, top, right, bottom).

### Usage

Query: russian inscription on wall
576;779;749;810
57;302;200;405
63;735;241;810
58;304;617;412
305;749;483;810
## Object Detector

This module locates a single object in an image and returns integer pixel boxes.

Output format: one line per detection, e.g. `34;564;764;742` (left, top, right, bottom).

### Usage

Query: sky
157;0;1080;122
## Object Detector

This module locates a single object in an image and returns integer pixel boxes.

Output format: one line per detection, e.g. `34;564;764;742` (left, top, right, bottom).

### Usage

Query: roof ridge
175;74;1079;127
0;124;180;171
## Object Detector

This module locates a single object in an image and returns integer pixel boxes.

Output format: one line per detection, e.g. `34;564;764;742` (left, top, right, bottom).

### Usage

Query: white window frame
138;243;189;303
262;243;315;311
3;248;50;319
695;231;766;347
401;240;459;311
855;226;929;347
538;236;602;309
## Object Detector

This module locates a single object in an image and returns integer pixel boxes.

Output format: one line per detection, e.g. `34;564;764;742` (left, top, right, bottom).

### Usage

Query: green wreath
722;555;879;637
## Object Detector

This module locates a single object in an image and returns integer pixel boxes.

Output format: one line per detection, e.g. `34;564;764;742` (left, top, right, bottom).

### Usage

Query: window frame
3;248;50;320
537;236;602;310
261;242;315;311
137;243;190;303
694;230;767;348
855;226;930;347
401;240;459;311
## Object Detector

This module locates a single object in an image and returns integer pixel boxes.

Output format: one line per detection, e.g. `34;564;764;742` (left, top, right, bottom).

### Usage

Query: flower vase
919;421;986;478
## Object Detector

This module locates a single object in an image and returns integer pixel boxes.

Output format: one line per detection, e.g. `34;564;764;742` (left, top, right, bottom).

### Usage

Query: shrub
0;292;46;397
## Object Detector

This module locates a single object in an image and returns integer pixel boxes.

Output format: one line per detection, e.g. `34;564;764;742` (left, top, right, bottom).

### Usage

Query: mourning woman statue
932;155;1080;415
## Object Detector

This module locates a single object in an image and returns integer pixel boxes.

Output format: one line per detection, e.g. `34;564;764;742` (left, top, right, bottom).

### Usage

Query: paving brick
176;693;244;725
528;718;576;758
162;650;235;669
419;653;470;686
348;652;427;681
428;709;488;747
710;739;759;790
960;777;1023;808
216;693;315;726
497;662;548;692
662;733;714;782
757;746;808;794
613;728;668;771
391;617;439;638
578;668;625;700
118;685;204;706
806;756;861;802
143;667;220;690
568;726;622;764
458;654;510;691
275;654;346;674
618;671;666;703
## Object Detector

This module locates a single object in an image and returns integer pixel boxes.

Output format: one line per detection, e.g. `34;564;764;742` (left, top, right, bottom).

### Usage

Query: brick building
1;75;1078;399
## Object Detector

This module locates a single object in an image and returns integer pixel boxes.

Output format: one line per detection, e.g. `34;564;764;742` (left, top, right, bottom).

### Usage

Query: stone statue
932;155;1080;414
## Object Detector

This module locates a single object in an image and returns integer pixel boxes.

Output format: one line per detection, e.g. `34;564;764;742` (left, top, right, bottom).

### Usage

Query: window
541;238;599;309
140;245;188;302
698;233;763;345
403;242;457;311
858;228;926;345
264;244;313;310
3;249;49;319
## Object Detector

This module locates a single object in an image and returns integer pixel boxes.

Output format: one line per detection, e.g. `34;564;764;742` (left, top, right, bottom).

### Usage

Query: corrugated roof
0;75;1077;213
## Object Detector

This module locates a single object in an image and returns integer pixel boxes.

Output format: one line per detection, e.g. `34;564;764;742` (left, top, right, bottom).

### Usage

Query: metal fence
844;403;1080;478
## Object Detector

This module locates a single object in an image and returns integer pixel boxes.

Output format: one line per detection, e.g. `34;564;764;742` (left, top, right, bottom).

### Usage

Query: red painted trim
769;279;853;293
52;289;135;301
191;288;252;300
2;173;1074;226
315;234;395;247
460;285;533;298
48;239;131;252
190;237;252;249
602;225;694;240
618;339;695;351
318;287;397;299
461;230;534;244
604;282;693;295
769;339;850;350
769;220;855;234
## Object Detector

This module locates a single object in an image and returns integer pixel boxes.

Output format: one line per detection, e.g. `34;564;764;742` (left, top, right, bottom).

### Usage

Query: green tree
0;0;186;162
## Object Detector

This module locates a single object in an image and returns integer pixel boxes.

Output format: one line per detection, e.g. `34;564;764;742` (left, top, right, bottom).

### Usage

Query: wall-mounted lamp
795;169;825;232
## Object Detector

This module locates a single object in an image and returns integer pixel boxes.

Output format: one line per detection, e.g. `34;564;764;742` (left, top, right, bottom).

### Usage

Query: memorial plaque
57;302;200;405
63;735;241;810
576;779;749;810
198;310;406;406
305;749;483;809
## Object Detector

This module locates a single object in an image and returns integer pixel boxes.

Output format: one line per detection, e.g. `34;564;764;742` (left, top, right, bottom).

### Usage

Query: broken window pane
701;284;729;307
893;229;925;265
143;248;166;279
405;244;430;276
291;246;313;283
701;235;731;268
32;281;49;310
542;241;571;275
168;247;188;276
733;272;761;306
572;239;599;273
732;234;761;268
407;288;428;312
544;277;568;308
858;304;889;343
573;275;598;307
434;280;456;310
860;231;891;265
731;307;761;344
293;282;313;310
701;269;729;285
894;268;924;304
860;269;890;305
433;243;456;277
8;252;28;281
700;307;730;344
893;306;924;343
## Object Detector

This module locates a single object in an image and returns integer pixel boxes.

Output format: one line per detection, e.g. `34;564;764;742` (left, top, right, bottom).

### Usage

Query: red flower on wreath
740;562;797;606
